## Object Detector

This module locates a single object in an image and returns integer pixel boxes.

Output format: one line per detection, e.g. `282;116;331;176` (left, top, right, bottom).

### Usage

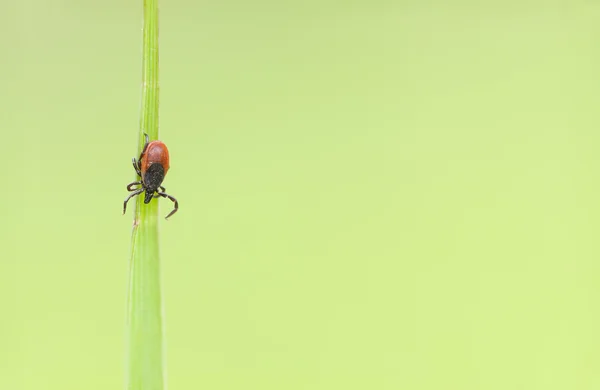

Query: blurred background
2;1;600;389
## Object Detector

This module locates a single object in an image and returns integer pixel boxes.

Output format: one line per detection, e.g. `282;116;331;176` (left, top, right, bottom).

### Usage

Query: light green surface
126;0;164;389
2;1;600;389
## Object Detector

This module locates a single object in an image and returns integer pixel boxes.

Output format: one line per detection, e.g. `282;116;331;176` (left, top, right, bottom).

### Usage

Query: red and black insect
123;133;179;219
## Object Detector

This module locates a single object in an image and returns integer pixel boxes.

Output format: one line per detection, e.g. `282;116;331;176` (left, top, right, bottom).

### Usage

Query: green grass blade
126;0;164;389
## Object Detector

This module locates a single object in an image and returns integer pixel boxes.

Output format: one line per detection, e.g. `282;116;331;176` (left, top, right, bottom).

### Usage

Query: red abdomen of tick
141;141;170;176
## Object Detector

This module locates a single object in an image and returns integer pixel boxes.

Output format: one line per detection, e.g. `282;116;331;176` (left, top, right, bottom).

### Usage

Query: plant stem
126;0;164;389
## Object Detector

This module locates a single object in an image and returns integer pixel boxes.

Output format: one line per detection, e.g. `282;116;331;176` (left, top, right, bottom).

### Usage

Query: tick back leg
123;188;144;215
138;133;150;162
157;192;178;219
132;158;141;176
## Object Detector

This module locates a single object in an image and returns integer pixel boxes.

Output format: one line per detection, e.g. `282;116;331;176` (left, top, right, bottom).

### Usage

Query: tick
123;133;179;219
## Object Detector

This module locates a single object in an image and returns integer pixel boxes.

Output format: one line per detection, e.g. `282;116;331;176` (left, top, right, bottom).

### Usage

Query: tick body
123;133;179;219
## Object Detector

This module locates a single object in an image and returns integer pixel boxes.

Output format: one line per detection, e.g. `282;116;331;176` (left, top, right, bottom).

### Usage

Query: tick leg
138;133;150;162
132;158;141;176
127;181;142;191
123;188;144;215
157;192;179;219
152;187;165;197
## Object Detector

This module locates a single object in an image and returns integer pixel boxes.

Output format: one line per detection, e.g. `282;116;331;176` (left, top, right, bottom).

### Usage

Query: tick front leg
157;192;179;219
123;188;144;215
127;181;142;191
152;187;166;198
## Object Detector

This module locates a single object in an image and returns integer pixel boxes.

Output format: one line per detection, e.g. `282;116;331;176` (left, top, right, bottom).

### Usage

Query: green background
2;1;600;389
